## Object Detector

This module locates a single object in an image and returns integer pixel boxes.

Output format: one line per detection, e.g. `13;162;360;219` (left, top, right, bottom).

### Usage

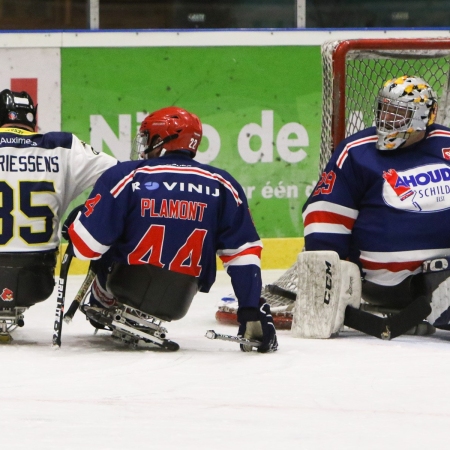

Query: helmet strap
144;133;179;156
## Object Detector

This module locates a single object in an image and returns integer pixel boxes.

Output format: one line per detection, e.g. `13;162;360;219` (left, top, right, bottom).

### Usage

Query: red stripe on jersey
68;224;102;259
111;165;242;205
337;135;378;168
304;210;356;229
427;130;450;138
360;258;422;273
219;246;262;263
110;170;137;197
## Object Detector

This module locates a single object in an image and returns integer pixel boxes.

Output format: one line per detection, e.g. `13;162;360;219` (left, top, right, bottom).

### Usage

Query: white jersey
0;127;116;252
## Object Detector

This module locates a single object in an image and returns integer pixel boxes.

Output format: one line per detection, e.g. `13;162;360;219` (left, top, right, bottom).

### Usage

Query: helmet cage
375;76;437;150
131;129;178;160
375;98;416;132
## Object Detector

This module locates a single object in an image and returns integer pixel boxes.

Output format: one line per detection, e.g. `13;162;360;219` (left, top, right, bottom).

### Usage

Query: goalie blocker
292;251;432;340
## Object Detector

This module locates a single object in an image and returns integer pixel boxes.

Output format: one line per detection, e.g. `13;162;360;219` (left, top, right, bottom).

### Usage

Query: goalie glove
237;301;278;353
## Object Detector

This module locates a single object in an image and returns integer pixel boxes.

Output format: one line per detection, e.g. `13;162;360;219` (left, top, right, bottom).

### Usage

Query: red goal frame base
215;309;293;330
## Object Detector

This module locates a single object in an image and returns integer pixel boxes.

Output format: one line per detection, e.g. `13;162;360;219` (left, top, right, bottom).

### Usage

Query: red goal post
320;38;450;172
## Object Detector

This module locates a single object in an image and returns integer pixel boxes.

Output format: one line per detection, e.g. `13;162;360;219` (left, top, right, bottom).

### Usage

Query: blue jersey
303;124;450;286
69;152;263;308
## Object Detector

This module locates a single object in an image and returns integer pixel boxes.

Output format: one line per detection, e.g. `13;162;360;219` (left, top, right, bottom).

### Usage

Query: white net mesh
261;262;297;312
319;39;450;172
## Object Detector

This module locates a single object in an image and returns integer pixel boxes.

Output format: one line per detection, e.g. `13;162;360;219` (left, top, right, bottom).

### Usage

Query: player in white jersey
0;89;116;339
294;75;450;340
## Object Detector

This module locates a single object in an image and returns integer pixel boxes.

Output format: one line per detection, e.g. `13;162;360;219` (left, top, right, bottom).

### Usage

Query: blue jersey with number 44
69;152;263;309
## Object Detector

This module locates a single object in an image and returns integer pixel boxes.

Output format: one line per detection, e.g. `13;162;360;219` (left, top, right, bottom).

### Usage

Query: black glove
237;301;278;353
62;204;85;241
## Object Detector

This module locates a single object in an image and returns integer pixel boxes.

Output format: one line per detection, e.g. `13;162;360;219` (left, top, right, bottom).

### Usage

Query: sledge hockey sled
81;263;199;351
82;302;180;351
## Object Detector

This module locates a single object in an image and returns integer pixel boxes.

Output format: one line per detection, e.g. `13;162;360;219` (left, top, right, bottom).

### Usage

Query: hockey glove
62;204;85;241
237;301;278;353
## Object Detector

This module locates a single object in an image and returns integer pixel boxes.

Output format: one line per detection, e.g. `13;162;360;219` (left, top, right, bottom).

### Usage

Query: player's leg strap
291;250;362;338
0;251;57;308
106;263;199;321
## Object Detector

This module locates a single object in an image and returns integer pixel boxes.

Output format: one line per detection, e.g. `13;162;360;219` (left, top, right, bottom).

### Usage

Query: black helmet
0;89;37;130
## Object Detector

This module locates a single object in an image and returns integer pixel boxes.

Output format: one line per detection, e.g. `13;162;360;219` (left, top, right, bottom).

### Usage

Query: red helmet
132;106;202;159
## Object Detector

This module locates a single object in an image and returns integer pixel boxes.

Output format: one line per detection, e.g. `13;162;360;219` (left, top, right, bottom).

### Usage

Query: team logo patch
8;112;18;120
145;182;160;190
442;148;450;160
382;163;450;212
0;288;14;302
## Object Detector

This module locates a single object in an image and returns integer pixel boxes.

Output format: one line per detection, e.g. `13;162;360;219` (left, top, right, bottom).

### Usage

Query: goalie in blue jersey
66;106;277;352
295;75;450;340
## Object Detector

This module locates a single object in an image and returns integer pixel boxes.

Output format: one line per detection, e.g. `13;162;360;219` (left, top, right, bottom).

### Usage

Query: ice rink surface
2;270;450;450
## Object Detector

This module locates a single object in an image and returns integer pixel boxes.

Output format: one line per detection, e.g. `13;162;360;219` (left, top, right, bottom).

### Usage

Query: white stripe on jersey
360;248;450;263
73;219;110;259
427;129;450;139
336;135;378;169
216;240;264;257
303;223;352;236
221;254;261;269
363;268;422;286
110;165;243;206
360;247;450;286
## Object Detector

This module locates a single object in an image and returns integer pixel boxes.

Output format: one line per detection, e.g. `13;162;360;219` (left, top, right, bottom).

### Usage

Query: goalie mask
375;76;437;150
131;106;202;160
0;89;37;131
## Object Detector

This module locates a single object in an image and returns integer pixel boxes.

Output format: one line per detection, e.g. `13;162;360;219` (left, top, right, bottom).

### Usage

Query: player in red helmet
66;106;277;352
133;106;202;159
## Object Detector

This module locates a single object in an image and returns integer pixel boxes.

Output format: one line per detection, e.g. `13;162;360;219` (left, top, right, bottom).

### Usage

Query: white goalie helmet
375;75;438;150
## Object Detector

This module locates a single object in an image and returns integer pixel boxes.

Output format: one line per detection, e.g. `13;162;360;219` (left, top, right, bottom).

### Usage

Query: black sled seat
84;263;201;350
0;251;56;309
106;263;199;322
0;251;56;340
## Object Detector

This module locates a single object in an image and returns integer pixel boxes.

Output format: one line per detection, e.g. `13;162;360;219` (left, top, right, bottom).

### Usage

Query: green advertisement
61;46;322;238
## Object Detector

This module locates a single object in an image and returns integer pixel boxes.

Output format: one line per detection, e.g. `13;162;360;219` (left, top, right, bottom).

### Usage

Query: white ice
1;270;450;450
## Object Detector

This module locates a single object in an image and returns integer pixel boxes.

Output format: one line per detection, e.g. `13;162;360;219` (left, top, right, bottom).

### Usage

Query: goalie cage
216;37;450;330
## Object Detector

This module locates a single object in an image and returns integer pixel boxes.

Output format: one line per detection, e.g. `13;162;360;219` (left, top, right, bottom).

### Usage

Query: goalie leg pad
291;251;361;338
423;270;450;327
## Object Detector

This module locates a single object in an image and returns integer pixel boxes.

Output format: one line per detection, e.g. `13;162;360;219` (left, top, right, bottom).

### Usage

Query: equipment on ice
205;329;261;350
60;262;200;351
82;302;180;351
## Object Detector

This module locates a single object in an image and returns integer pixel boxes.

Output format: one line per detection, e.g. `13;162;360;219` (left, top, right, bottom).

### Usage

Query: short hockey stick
205;330;261;348
52;243;73;347
344;296;431;340
63;263;96;323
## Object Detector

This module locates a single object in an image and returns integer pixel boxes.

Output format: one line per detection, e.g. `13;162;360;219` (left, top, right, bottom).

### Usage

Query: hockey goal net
320;38;450;172
216;38;450;329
